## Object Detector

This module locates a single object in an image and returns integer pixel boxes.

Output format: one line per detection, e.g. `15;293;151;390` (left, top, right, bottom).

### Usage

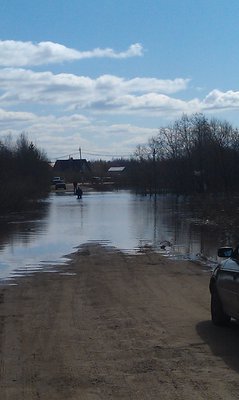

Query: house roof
54;158;91;171
108;167;125;172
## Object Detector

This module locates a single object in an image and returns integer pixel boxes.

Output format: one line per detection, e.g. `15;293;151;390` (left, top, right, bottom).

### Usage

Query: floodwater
0;190;234;281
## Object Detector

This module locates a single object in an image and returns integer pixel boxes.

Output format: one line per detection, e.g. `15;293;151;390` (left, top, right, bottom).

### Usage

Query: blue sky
0;0;239;161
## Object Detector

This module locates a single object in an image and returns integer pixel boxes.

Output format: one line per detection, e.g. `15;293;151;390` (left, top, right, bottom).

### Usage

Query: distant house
107;166;126;188
54;158;91;173
108;166;125;174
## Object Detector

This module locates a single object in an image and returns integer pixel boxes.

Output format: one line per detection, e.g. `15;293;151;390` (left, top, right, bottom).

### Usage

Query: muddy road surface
0;244;239;399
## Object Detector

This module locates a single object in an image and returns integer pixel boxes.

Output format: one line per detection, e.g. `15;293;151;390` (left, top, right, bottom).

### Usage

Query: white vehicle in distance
51;176;66;190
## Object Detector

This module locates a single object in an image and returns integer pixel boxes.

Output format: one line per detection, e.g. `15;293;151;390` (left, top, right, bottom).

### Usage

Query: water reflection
0;191;235;280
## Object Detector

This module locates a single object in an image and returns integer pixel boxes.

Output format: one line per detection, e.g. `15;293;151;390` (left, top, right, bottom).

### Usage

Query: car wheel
211;290;230;326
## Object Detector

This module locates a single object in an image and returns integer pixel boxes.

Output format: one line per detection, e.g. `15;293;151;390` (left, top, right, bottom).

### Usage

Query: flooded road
0;190;234;280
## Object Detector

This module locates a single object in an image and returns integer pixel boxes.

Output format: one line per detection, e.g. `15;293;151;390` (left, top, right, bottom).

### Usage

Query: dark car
209;246;239;325
55;180;66;190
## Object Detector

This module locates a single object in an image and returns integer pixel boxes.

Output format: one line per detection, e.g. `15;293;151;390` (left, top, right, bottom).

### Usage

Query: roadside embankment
0;244;239;399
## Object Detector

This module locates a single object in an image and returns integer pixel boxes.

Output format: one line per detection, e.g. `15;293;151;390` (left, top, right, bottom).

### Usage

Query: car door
216;258;239;319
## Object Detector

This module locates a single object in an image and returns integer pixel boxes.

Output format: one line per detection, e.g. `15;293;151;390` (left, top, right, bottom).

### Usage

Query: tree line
96;113;238;195
0;134;50;212
90;113;239;195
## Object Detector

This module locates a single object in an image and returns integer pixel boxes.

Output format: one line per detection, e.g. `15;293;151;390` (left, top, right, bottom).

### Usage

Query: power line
50;148;132;162
50;151;80;161
83;150;132;157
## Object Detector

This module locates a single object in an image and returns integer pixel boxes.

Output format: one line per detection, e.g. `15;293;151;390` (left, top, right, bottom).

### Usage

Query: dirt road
0;244;239;399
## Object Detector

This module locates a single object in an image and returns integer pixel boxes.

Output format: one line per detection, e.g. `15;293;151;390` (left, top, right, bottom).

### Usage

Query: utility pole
153;148;157;197
79;147;82;159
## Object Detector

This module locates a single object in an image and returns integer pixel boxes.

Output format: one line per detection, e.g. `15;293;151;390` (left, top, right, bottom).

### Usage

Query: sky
0;0;239;161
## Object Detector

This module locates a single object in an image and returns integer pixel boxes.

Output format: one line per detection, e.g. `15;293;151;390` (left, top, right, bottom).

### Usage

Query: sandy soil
0;244;239;399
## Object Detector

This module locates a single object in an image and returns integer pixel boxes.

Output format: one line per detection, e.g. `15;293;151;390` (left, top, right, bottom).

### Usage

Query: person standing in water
76;186;82;199
73;181;77;194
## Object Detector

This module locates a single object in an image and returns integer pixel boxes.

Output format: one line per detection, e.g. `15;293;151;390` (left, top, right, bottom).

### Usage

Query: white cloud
0;68;190;112
203;89;239;110
2;48;239;161
0;108;35;123
0;40;143;67
2;68;239;123
76;43;143;60
105;93;201;115
124;77;190;94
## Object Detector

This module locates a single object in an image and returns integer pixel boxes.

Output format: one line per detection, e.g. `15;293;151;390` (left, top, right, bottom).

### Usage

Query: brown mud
0;244;239;399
